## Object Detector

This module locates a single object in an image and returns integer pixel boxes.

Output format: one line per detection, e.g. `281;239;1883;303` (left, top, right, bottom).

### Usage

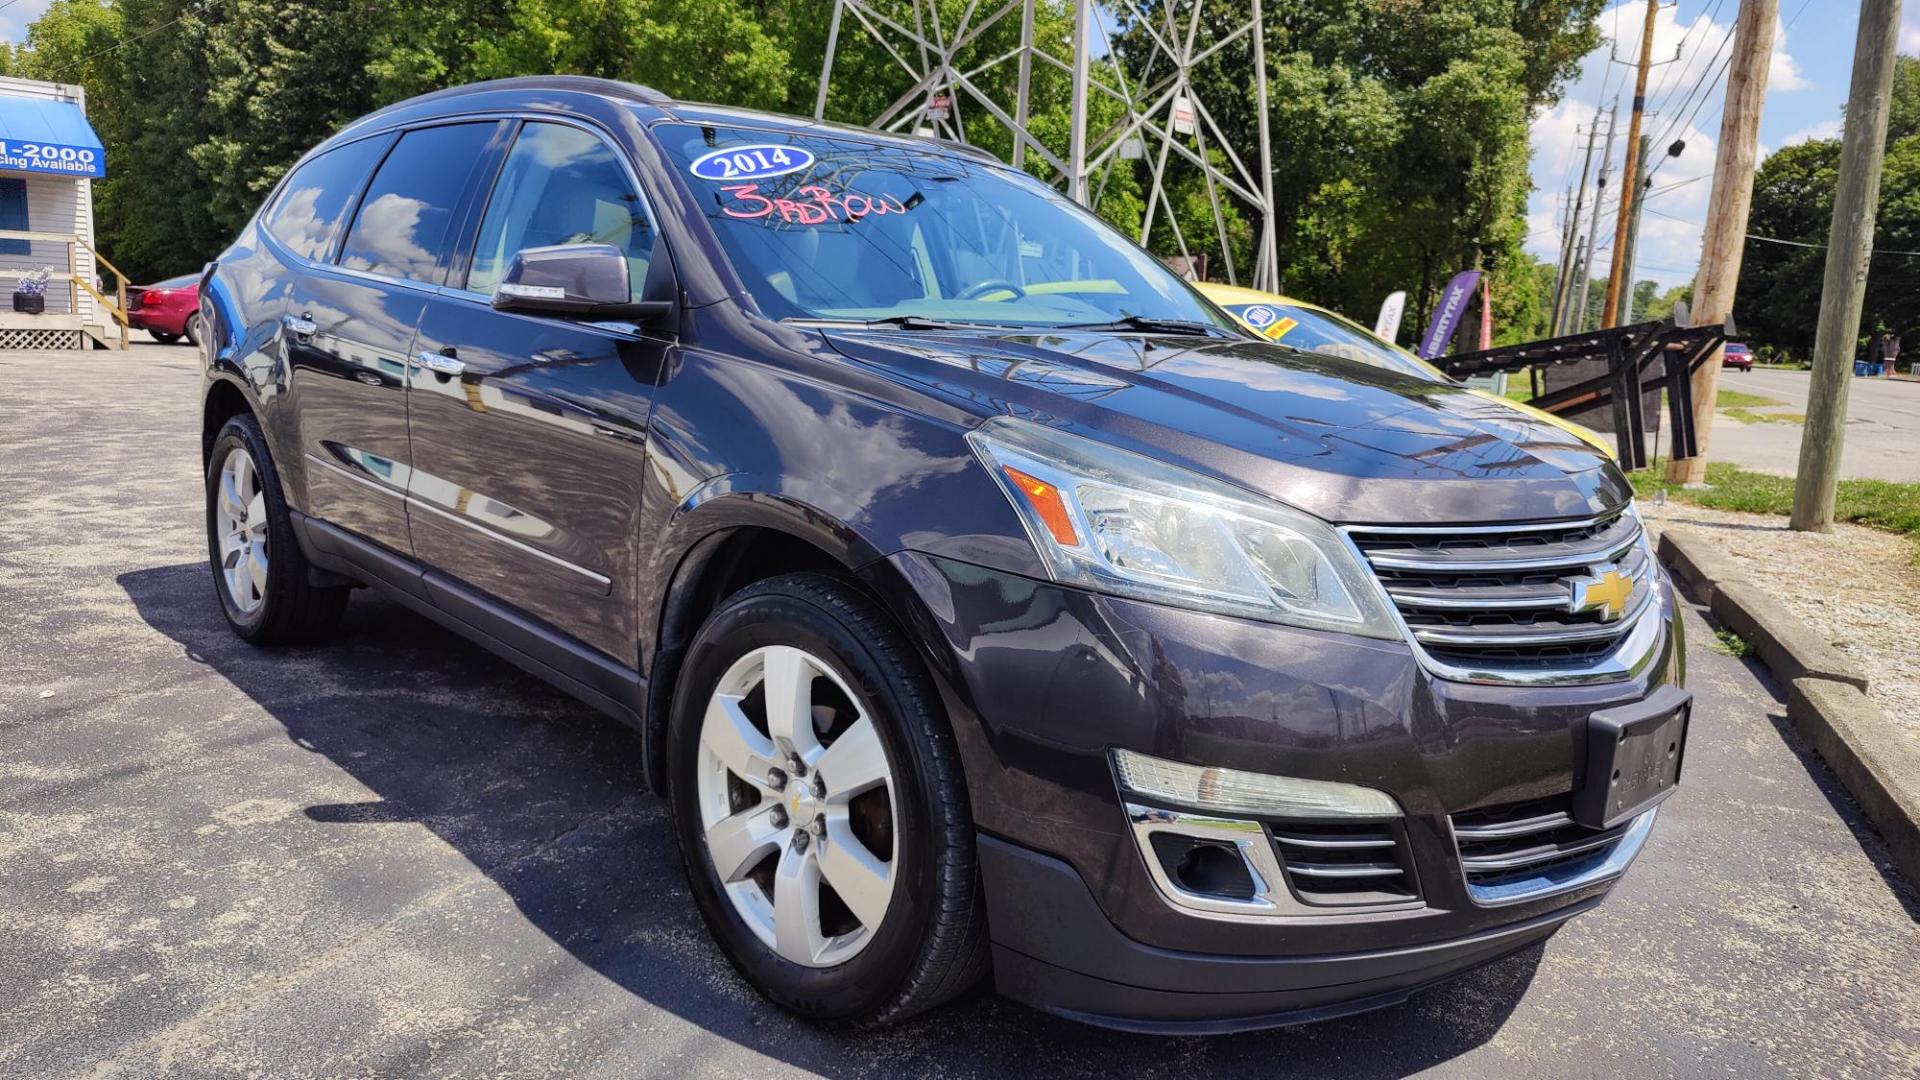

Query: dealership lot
2;345;1917;1078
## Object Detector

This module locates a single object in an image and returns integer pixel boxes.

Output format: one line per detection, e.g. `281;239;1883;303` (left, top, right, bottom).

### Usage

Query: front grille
1450;795;1634;899
1347;508;1653;671
1269;821;1419;907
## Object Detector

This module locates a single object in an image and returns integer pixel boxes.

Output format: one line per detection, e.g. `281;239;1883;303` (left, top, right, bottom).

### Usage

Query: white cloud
0;0;54;46
1780;119;1843;147
1526;4;1809;289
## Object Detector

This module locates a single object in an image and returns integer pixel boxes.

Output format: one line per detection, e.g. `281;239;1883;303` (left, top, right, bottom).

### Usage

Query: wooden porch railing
0;228;132;349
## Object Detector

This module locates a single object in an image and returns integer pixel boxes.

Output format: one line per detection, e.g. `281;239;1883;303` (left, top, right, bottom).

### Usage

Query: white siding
0;76;98;324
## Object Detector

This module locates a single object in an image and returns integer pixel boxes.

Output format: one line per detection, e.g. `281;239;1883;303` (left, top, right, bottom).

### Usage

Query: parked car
1198;282;1617;458
198;77;1687;1033
127;273;205;345
1722;342;1752;371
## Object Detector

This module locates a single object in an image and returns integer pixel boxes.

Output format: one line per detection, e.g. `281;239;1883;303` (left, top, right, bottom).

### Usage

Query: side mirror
491;242;676;326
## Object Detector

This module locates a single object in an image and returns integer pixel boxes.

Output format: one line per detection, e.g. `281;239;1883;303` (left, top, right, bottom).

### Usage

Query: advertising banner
1417;270;1481;359
1374;291;1405;342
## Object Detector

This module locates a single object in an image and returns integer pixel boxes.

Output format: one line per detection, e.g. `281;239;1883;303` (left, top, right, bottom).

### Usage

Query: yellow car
1196;282;1614;458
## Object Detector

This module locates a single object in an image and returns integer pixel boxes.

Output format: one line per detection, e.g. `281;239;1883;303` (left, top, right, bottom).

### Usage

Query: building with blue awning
0;74;116;349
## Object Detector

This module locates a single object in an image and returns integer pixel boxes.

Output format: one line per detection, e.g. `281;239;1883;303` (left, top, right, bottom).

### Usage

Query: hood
821;329;1631;525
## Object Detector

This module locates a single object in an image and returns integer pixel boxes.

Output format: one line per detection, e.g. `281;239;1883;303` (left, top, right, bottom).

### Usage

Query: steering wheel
959;279;1028;301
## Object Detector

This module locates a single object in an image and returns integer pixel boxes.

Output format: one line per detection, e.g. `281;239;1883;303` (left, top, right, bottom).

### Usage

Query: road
2;346;1917;1078
1704;367;1920;481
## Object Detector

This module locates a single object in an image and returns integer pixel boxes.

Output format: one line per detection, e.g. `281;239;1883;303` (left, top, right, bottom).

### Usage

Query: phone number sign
0;139;104;178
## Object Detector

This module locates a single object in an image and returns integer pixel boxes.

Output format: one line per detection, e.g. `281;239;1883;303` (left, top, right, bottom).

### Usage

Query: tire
183;312;204;348
668;573;987;1026
149;330;181;345
205;413;349;644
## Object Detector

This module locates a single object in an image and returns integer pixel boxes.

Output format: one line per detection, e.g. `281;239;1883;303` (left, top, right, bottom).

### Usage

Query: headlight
966;417;1400;638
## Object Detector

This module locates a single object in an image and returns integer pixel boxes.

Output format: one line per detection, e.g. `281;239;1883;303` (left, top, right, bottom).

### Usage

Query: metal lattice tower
815;0;1278;290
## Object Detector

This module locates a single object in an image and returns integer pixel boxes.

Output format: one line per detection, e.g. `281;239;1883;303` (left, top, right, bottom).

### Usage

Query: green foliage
1630;457;1920;544
10;0;1602;315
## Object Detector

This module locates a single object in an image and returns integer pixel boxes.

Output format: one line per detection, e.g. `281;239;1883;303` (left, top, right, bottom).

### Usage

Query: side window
264;137;386;261
465;122;656;300
338;124;495;284
0;178;28;256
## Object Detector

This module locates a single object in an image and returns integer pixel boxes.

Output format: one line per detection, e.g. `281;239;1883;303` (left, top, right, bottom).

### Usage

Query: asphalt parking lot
3;344;1918;1078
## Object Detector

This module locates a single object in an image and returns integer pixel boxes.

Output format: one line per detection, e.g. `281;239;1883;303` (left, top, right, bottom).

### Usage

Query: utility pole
1574;101;1618;334
1065;0;1092;204
1550;181;1578;334
1601;0;1660;326
1613;135;1653;326
1554;112;1605;334
1793;0;1903;531
1667;0;1777;484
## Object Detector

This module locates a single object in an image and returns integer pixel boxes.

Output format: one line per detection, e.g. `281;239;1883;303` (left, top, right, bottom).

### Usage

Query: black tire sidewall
668;578;950;1022
204;415;301;639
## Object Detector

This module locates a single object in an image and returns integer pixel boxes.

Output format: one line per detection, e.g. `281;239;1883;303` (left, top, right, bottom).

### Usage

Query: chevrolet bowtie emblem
1569;567;1634;621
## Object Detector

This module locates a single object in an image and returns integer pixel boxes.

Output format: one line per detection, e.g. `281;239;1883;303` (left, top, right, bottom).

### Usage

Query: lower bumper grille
1270;821;1419;907
1450;795;1649;904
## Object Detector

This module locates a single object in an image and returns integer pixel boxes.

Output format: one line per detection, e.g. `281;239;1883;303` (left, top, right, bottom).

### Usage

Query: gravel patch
1642;501;1920;736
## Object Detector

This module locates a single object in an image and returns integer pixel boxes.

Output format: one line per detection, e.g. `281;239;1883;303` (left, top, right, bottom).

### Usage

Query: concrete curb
1655;530;1744;606
1657;527;1914;892
1788;679;1920;892
1709;581;1870;691
1660;529;1869;690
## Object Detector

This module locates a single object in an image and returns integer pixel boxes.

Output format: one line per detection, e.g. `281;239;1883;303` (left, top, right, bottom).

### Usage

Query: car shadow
118;561;1541;1077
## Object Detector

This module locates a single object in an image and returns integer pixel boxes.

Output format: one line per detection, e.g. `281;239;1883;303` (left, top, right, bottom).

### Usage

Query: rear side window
338;123;496;284
464;122;655;299
265;137;386;261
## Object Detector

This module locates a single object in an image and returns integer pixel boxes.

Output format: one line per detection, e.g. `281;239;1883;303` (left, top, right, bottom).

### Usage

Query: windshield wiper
1055;314;1221;336
785;315;1025;332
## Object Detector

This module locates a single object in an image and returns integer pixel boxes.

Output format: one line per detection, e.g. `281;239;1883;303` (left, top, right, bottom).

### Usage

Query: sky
1529;1;1920;292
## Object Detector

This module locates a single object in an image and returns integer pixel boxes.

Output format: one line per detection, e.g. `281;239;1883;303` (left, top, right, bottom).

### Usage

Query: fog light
1112;749;1401;819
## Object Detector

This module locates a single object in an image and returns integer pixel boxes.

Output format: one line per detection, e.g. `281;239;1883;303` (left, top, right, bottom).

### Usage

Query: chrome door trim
404;494;612;591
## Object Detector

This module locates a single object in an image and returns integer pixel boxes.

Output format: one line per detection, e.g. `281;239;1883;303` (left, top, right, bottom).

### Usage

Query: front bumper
879;551;1684;1030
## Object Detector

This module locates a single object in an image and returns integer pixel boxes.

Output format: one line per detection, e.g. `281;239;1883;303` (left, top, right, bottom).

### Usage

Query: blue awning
0;97;105;179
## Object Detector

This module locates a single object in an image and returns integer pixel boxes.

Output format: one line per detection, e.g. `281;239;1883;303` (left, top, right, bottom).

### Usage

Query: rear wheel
669;573;987;1026
205;413;349;643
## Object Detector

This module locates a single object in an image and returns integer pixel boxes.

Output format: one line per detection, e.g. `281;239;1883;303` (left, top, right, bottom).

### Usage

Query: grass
1714;388;1785;409
1721;407;1805;425
1711;629;1754;659
1631;457;1920;546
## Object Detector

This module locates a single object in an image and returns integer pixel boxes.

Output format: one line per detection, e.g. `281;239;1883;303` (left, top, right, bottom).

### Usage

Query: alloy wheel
695;644;897;967
215;446;268;614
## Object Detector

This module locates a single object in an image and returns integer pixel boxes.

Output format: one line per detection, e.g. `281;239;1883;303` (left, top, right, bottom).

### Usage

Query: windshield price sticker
0;139;104;177
721;184;908;224
690;144;814;182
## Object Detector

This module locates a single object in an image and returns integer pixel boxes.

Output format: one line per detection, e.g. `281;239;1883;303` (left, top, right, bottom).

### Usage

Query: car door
286;120;506;556
406;118;673;661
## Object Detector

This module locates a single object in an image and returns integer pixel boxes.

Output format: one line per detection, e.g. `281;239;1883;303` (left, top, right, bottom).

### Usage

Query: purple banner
1418;270;1482;359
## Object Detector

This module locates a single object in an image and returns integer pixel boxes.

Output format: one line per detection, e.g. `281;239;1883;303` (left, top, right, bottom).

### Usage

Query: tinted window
264;137;386;260
339;124;495;284
465;122;655;299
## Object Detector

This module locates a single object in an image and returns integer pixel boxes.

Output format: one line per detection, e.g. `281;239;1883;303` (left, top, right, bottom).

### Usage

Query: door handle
415;349;465;376
282;313;318;338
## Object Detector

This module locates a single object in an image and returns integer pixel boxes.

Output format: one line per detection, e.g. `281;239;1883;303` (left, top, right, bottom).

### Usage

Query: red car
1722;341;1753;371
127;274;205;345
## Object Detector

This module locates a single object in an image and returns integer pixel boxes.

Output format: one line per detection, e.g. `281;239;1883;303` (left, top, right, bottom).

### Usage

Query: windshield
652;121;1236;331
1217;300;1445;381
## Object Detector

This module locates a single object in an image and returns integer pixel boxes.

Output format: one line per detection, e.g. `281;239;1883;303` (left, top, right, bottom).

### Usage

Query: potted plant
12;267;50;314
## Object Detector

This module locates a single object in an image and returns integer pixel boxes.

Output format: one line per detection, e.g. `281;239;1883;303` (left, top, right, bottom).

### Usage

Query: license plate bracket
1573;684;1691;830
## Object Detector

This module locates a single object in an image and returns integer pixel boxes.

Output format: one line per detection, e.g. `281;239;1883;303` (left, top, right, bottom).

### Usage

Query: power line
1747;232;1920;257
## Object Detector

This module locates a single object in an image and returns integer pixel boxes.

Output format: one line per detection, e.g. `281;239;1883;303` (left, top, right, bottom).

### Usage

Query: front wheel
669;573;987;1026
149;330;181;345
